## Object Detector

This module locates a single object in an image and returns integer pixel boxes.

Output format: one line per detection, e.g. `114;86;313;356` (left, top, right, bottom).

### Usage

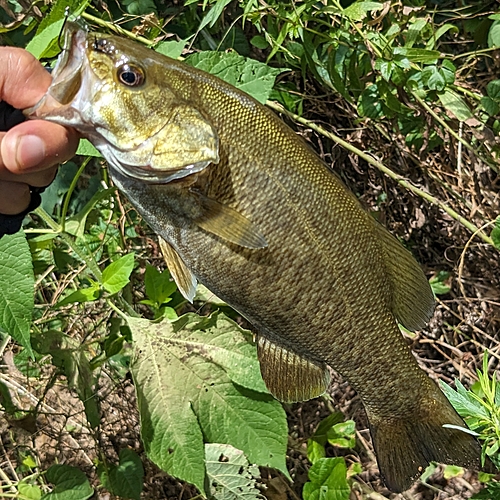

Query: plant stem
265;100;495;248
81;11;155;46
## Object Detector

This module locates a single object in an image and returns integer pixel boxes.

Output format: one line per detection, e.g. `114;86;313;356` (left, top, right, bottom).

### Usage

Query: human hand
0;47;79;217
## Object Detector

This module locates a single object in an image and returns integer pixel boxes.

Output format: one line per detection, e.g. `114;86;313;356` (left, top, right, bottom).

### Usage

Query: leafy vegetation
1;0;500;498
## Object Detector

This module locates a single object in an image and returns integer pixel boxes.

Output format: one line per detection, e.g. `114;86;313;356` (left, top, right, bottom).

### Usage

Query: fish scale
29;21;484;492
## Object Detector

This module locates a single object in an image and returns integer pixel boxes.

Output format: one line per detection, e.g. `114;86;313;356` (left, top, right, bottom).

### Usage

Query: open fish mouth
27;21;217;185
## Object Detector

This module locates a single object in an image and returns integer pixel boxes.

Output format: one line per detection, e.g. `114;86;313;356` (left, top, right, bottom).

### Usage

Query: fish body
30;23;482;491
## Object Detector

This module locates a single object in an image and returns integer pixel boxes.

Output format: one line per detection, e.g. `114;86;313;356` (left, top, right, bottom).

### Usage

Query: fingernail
16;135;46;170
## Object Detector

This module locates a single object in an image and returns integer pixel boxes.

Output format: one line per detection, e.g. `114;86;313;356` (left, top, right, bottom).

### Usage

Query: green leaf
327;420;356;449
42;464;93;500
487;80;500;100
438;89;473;121
429;271;451;295
307;413;345;463
56;285;101;307
481;97;500;117
18;483;42;500
186;51;284;104
358;84;383;119
26;0;91;59
198;0;232;31
76;139;101;157
0;231;34;356
440;380;489;420
488;20;500;48
342;2;383;21
155;39;187;59
101;253;135;294
302;458;350;500
128;312;288;494
144;264;177;306
250;35;269;50
492;224;500;249
472;481;500;499
205;443;265;500
443;464;464;480
101;449;144;500
393;47;440;64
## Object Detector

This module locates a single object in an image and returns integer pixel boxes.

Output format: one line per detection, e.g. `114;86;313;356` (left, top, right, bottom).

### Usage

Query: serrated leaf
438;89;473;121
128;312;288;494
302;458;350;500
186;51;284;104
440;380;489;419
101;253;135;294
102;449;144;500
205;443;265;500
42;464;93;500
0;231;34;356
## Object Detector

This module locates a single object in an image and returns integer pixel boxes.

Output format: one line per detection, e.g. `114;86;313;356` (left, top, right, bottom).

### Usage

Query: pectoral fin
372;221;435;331
194;194;268;249
257;336;330;403
159;238;197;302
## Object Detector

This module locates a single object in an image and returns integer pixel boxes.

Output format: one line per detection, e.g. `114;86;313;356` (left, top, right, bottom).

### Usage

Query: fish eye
117;64;145;87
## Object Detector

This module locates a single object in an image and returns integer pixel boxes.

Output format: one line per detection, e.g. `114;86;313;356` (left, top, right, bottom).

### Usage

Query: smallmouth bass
29;22;482;492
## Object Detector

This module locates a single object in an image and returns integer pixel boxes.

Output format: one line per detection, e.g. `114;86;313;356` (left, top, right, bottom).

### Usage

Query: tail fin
368;383;482;492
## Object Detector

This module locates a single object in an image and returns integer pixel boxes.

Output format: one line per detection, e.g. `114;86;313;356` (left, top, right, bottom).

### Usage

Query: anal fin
159;237;197;303
194;194;268;249
257;336;330;403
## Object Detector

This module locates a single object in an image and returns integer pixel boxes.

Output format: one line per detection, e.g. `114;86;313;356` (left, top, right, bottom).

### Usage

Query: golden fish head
27;21;219;183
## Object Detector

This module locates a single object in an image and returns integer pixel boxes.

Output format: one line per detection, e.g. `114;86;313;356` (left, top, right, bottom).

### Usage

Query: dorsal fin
256;336;330;403
159;237;197;302
194;194;268;249
372;221;435;331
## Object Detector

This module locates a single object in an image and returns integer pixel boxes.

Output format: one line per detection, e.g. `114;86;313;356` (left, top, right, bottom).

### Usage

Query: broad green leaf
101;449;144;500
327;420;356;449
487;80;500;100
481;97;499;117
128;312;288;494
492;225;500;250
76;139;101;158
101;253;135;294
42;464;93;500
472;482;500;499
18;483;42;500
427;24;459;50
205;443;265;500
144;264;177;306
342;2;383;21
186;51;284;104
438;89;473;121
0;231;34;356
302;458;350;500
155;39;187;59
488;20;500;48
429;271;451;295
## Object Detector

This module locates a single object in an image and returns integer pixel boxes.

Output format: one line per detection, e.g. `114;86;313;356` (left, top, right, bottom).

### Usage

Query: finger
0;47;52;108
0;180;30;215
0;120;79;174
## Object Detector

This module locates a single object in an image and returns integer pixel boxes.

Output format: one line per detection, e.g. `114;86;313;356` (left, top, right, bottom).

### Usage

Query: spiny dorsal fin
372;221;435;331
194;194;268;249
257;336;330;403
159;237;197;302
